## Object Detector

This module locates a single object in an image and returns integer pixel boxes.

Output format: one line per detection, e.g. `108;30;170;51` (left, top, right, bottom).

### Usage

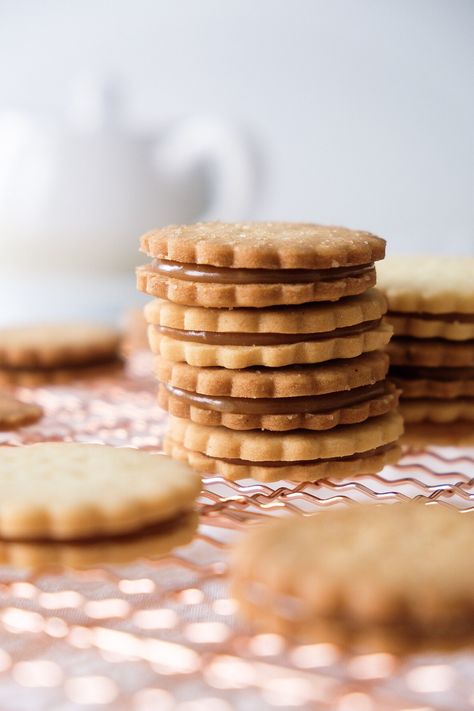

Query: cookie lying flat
157;349;398;430
388;338;474;368
0;444;201;540
0;393;43;430
0;324;121;368
0;513;198;570
402;422;474;447
164;411;403;481
386;312;474;342
0;359;123;387
390;365;474;399
146;290;391;368
231;504;474;651
138;222;385;308
400;399;474;424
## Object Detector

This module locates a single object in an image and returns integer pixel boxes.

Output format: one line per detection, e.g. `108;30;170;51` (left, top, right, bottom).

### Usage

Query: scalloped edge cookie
388;338;474;367
400;398;474;423
387;313;474;341
140;222;386;269
144;289;386;333
155;351;389;398
158;381;399;431
148;321;392;368
137;264;376;308
377;256;474;314
0;444;201;540
167;411;403;461
164;438;402;482
393;375;474;399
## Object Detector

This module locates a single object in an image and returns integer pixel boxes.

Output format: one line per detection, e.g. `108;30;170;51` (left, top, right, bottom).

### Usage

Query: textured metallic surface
0;352;473;711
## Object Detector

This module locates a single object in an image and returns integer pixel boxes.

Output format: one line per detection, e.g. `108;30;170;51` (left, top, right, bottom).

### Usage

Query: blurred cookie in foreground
377;256;474;424
231;504;474;653
0;443;201;540
0;323;123;385
0;512;198;571
0;393;43;430
138;221;385;308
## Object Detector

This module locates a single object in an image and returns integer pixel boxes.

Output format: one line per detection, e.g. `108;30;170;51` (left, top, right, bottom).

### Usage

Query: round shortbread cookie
149;321;392;368
158;381;399;431
0;324;121;368
377;256;474;314
230;504;474;649
393;375;474;399
164;438;402;482
137;263;376;308
400;398;474;423
0;513;198;570
141;222;386;269
387;313;474;341
144;290;387;333
0;444;201;540
166;411;403;461
388;338;474;368
0;359;123;387
402;422;474;447
155;351;390;398
0;394;43;430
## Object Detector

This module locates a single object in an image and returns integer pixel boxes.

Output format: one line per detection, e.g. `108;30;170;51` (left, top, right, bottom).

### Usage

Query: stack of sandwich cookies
138;222;403;482
378;256;474;424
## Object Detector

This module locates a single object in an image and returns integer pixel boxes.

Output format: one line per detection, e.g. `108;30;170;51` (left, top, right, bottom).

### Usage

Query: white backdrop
1;0;473;255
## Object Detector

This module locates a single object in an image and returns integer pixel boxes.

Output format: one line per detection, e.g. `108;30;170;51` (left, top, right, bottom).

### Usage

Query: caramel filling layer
201;442;396;467
151;259;375;284
391;365;474;382
156;318;381;346
390;311;474;324
163;380;390;414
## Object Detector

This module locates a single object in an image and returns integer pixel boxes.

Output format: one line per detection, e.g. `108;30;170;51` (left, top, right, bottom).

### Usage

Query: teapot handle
154;116;258;220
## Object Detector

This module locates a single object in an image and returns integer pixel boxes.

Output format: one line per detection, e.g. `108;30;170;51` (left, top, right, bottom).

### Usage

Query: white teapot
0;80;257;321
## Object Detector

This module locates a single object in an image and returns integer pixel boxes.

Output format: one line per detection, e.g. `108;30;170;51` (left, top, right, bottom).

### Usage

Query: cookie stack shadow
378;256;474;429
138;222;404;482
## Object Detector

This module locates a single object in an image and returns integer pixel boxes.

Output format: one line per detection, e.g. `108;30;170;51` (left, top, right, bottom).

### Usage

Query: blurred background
0;0;472;324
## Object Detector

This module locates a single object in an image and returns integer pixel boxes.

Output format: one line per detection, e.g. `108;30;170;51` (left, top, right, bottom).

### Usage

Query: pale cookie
0;513;198;571
149;321;392;368
137;264;376;308
387;313;474;342
0;393;43;430
164;438;402;482
388;338;474;368
0;359;124;387
158;381;399;431
400;399;474;423
164;411;403;481
392;374;474;400
231;504;474;650
0;444;201;540
155;351;390;398
0;324;121;368
141;222;385;268
144;289;387;333
377;255;474;314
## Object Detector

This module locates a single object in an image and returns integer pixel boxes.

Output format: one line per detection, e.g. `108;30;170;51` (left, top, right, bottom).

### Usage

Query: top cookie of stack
137;221;384;308
138;222;403;482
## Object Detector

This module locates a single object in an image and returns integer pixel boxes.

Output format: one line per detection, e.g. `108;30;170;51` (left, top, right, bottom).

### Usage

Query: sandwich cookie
164;411;403;482
138;222;385;308
0;393;43;430
378;256;474;425
145;289;391;369
0;444;201;540
157;351;399;431
230;503;474;651
0;324;122;385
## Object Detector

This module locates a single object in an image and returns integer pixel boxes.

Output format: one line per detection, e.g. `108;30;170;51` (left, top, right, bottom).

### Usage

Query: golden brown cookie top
141;222;385;269
377;255;474;314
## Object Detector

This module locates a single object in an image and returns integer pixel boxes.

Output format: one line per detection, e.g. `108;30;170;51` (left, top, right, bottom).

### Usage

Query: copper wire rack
0;352;473;711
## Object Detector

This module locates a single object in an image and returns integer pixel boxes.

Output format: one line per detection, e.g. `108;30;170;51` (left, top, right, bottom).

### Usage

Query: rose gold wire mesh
0;352;473;711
